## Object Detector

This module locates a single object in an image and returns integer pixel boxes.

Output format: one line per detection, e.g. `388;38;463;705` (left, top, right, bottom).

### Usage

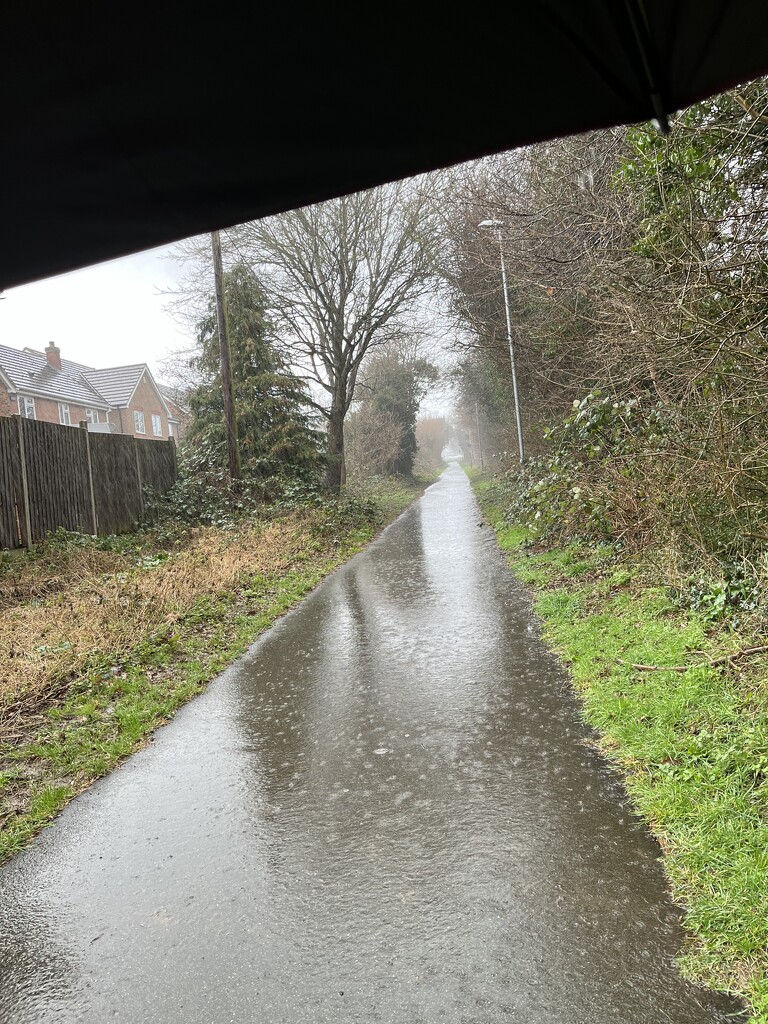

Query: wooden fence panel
138;437;177;495
0;420;178;547
21;418;92;539
89;432;143;536
0;418;23;549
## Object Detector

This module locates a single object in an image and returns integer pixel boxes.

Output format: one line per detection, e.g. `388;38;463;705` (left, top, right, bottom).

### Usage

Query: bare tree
235;181;440;491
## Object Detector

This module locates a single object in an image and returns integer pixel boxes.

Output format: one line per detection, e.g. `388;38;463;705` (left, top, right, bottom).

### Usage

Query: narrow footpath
0;465;743;1023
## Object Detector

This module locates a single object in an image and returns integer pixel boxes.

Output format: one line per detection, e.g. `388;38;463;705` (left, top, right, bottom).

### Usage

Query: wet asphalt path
0;465;743;1023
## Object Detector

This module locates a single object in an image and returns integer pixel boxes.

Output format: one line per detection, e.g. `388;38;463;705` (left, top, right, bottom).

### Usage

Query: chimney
45;341;61;370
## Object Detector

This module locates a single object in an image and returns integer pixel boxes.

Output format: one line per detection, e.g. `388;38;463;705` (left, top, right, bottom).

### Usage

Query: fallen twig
618;645;768;673
617;658;688;673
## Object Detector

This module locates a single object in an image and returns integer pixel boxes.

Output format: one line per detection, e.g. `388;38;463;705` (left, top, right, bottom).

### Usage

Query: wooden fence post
15;415;33;549
169;435;177;480
134;437;144;518
80;421;98;535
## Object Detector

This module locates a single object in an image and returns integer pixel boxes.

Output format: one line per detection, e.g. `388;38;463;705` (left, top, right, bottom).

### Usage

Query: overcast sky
0;245;194;381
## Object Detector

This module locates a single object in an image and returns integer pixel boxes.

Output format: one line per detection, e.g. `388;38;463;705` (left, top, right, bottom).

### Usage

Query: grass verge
474;477;768;1022
0;478;426;864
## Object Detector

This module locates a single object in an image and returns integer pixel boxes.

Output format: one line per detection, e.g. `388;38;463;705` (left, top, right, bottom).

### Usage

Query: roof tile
0;345;169;413
0;343;109;408
83;365;146;407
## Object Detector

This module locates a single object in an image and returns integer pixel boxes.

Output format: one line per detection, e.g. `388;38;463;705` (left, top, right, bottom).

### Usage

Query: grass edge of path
472;477;768;1023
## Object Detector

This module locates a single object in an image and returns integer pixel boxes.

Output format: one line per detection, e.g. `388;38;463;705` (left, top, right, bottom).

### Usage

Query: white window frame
134;410;146;434
85;408;99;424
20;396;36;419
151;414;162;437
58;403;71;426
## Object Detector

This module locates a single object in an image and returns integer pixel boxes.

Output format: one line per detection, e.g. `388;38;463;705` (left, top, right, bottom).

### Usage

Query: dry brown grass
0;515;318;737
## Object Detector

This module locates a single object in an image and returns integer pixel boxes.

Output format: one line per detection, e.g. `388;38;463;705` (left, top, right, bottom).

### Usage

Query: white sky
0;246;194;381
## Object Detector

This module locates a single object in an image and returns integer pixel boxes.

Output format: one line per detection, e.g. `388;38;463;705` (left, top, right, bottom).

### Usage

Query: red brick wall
0;371;170;438
122;372;169;439
0;391;107;426
164;397;190;441
23;397;63;423
107;408;124;434
0;385;15;418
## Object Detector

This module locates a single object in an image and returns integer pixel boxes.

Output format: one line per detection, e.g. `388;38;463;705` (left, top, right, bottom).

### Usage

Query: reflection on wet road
0;465;743;1022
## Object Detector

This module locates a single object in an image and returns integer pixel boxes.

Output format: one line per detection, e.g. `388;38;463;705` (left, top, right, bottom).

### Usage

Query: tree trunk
325;407;346;494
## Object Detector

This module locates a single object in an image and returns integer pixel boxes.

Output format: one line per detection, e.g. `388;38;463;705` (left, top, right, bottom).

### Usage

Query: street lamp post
479;219;525;465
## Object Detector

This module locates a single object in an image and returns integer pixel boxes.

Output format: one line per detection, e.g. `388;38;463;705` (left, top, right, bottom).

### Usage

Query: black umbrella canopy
3;1;767;290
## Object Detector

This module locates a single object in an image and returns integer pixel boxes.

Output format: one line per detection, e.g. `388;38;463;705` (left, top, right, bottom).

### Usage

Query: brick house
158;385;192;441
0;342;186;440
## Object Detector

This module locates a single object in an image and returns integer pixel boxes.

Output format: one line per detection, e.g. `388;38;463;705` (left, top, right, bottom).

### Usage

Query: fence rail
0;417;177;549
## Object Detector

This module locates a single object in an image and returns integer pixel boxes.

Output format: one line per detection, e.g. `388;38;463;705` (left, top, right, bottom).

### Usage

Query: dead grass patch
0;513;324;737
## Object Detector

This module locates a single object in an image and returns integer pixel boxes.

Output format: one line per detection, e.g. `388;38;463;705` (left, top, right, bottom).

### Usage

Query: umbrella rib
623;0;671;132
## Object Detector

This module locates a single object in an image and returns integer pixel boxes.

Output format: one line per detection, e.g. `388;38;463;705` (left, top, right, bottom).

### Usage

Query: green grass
475;484;768;1020
0;480;424;864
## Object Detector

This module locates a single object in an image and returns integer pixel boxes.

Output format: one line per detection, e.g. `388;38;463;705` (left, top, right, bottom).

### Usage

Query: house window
151;414;162;437
86;408;99;424
134;410;145;434
20;396;36;419
58;403;71;426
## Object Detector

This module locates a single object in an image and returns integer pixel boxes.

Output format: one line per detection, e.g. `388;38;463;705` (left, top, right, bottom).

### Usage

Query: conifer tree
185;263;321;485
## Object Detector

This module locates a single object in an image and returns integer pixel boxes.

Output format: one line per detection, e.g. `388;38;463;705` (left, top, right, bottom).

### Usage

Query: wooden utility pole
211;230;240;481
